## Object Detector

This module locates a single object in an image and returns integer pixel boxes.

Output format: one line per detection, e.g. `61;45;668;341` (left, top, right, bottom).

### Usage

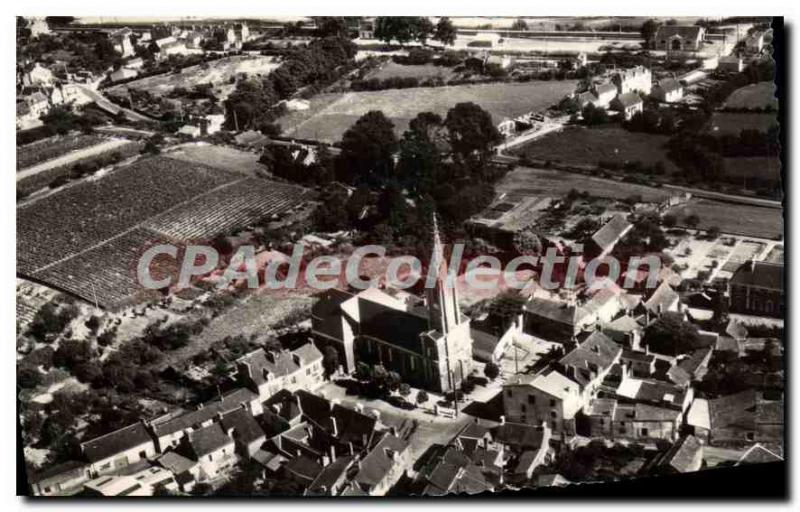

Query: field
366;61;457;81
17;134;105;170
510;125;680;174
164;143;265;175
666;198;783;240
706;112;779;135
495;166;673;203
723;156;782;185
723;81;778;110
106;55;280;101
17;152;311;308
279;80;576;143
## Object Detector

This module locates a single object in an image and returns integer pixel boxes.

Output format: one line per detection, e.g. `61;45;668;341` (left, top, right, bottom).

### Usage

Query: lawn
723;81;778;110
706;112;778;135
279;80;576;143
366;61;457;81
666;198;783;240
510;125;680;174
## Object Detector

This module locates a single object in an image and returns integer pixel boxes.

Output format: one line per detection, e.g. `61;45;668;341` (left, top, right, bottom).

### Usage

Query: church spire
427;213;461;335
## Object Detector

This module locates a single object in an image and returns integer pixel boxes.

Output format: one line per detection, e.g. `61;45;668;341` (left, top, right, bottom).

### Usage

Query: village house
652;78;684;102
342;433;411;496
304;456;356;496
615;373;694;412
311;221;474;392
28;460;91;496
110;27;135;58
28;17;51;38
705;390;783;446
80;422;158;477
611;92;645;121
471;319;518;364
576;82;617;109
81;475;155;497
667;347;713;387
728;260;784;317
109;67;139;83
417;445;496;496
16;91;50;130
620;348;656;378
21;62;55;86
736;444;783;466
220;407;267;459
358;18;375;39
184;423;236;481
235;342;325;402
497;118;516;138
610;402;682;442
591;214;633;258
653;25;706;52
649;435;704;474
149;387;261;452
604;314;644;349
643;280;681;318
493;422;552;482
686;397;711;442
503;331;621;437
612;66;652;95
522;296;595;344
156;451;201;493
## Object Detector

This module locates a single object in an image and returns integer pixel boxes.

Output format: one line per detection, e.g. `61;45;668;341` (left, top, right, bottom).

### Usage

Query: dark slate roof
295;390;378;446
615;92;643;109
592;214;632;252
730;261;783;291
471;327;501;358
237;349;300;386
30;460;88;485
622;348;655;364
306;456;354;494
152;387;258;437
187;423;233;458
284;456;324;481
353;434;408;490
655;25;704;41
221;408;266;446
595;83;617;96
81;422;153;463
359;300;431;355
493;423;546;450
657;78;683;93
632;379;687;409
559;330;621;387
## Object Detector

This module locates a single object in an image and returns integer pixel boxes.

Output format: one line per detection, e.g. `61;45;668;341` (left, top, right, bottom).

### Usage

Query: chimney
330;445;337;463
349;442;355;456
331;416;339;437
226;427;235;439
321;454;330;467
296;395;304;416
500;415;506;425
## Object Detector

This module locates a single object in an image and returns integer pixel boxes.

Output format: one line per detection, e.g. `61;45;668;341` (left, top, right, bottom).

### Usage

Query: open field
17;133;105;170
495;166;673;203
667;198;783;240
723;81;778;110
165;143;266;175
280;80;576;143
17;152;310;308
509;125;680;174
723;156;782;184
706;112;778;134
366;61;457;81
106;55;280;100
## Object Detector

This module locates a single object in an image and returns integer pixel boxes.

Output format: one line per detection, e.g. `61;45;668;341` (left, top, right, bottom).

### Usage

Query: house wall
197;442;236;480
729;284;784;317
89;440;157;476
503;385;579;437
614;418;679;442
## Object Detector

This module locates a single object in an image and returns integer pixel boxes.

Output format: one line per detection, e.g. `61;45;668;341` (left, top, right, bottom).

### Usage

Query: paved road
16;138;133;181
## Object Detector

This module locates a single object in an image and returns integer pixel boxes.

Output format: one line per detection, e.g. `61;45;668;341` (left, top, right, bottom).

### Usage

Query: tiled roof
306;455;354;494
736;444;784;465
352;434;408;490
221;408;266;446
615;92;644;109
559;331;621;387
643;281;679;314
156;451;197;475
493;423;546;450
152;388;258;437
654;25;704;41
524;297;591;327
658;435;703;473
657;78;683;93
592;215;632;253
81;422;153;463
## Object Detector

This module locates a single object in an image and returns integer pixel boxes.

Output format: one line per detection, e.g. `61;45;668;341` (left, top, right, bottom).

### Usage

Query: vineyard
17;133;106;170
17;153;311;308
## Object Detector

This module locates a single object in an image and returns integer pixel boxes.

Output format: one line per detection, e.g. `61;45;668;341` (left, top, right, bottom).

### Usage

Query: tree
434;17;457;46
444;102;501;169
399;383;411;397
374;17;434;45
581;103;609;126
337;110;398;185
706;225;721;239
662;214;677;228
640;19;662;45
18;366;42;389
511;18;528;31
416;390;429;405
315;17;351;38
322;345;340;376
685;214;700;230
642;312;703;356
484;361;500;380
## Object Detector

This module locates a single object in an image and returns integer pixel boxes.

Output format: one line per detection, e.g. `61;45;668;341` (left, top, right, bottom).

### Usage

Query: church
311;218;474;392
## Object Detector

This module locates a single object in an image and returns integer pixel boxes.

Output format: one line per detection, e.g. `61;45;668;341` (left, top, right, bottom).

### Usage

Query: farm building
653;25;706;52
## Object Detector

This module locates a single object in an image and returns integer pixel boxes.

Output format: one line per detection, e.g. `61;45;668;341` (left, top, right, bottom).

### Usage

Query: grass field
723;156;782;184
366;61;457;81
706;112;778;134
279;80;576;143
723;81;778;110
107;55;280;101
510;125;680;174
667;198;783;240
495;166;673;203
165;143;266;175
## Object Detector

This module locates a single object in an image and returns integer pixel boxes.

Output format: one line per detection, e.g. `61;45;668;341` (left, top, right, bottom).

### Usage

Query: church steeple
427;213;461;335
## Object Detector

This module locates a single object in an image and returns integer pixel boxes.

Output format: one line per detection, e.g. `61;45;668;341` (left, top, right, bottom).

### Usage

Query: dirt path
16;138;132;181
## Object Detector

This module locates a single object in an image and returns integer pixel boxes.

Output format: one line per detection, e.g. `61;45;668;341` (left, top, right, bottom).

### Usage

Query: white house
652;78;684;103
80;422;158;477
612;66;652;95
109;67;139;83
611;92;644;120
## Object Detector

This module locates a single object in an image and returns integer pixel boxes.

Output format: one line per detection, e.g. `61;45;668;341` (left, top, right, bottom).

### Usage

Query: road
75;84;152;122
16;138;133;181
